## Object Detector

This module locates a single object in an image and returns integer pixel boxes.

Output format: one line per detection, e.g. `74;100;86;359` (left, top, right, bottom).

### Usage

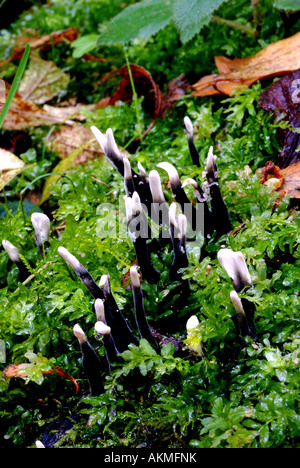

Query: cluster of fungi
2;117;257;398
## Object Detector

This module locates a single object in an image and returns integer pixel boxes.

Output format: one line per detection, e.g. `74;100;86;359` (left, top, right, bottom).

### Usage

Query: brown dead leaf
96;64;188;119
259;69;300;168
0;148;34;191
46;124;104;165
0;27;79;68
279;162;300;199
43;103;96;122
192;32;300;97
0;82;74;130
3;364;79;392
18;52;70;105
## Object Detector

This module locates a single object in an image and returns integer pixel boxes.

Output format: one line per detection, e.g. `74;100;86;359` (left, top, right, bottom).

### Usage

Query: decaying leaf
259;69;300;168
3;363;79;392
259;160;300;199
192;32;300;97
0;148;34;191
97;64;188;119
279;162;300;199
43;103;96;122
0;27;79;68
47;124;104;163
18;52;70;105
0;82;74;130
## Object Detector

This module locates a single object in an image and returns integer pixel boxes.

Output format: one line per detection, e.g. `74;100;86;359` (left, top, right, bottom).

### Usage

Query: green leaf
273;0;300;11
71;34;99;58
97;0;174;45
173;0;227;43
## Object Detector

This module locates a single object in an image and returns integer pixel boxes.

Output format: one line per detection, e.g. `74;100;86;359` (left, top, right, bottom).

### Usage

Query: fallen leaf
192;32;300;96
97;64;188;119
3;363;79;392
259;69;300;168
46;124;104;163
18;52;70;105
0;82;74;130
0;148;35;191
43;103;96;122
279;161;300;199
0;27;79;68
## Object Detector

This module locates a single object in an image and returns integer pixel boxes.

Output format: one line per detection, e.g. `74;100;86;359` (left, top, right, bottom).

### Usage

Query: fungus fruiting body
184;116;200;167
2;240;30;282
73;324;104;396
31;213;51;258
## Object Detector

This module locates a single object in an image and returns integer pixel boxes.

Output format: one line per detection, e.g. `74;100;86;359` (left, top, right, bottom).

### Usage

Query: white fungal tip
58;246;81;270
35;440;45;448
73;324;86;343
31;213;50;244
157;162;180;185
106;128;121;157
95;299;106;323
95;320;111;335
130;266;140;288
149;170;165;204
99;274;110;292
217;248;252;290
186;315;199;330
123;157;132;179
125;196;133;222
181;178;198;189
168;202;178;228
2;240;20;262
230;290;246;317
132;191;142;215
184;116;194;137
205;146;217;173
137;162;147;178
90;126;107;152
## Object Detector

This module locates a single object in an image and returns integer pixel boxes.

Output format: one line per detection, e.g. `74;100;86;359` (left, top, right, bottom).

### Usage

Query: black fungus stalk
58;246;104;300
126;192;160;284
184;116;200;167
94;299;121;368
31;213;50;258
130;266;158;348
168;203;189;281
123;157;135;197
203;147;231;236
218;248;257;341
2;240;30;282
73;324;104;396
90;126;153;212
99;274;139;352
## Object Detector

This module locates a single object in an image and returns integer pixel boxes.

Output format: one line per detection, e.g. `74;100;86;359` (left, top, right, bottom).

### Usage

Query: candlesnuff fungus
99;274;139;352
168;203;189;281
203;147;231;236
31;213;50;258
184;116;200;167
58;246;103;300
149;169;169;229
73;323;104;396
186;315;203;357
123;157;135;197
157;161;199;233
218;248;257;341
125;192;160;284
181;178;214;239
90;126;153;212
94;320;120;370
2;239;30;282
130;266;158;348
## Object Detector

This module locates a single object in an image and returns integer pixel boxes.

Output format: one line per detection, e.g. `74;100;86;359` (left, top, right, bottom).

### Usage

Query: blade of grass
0;43;31;129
